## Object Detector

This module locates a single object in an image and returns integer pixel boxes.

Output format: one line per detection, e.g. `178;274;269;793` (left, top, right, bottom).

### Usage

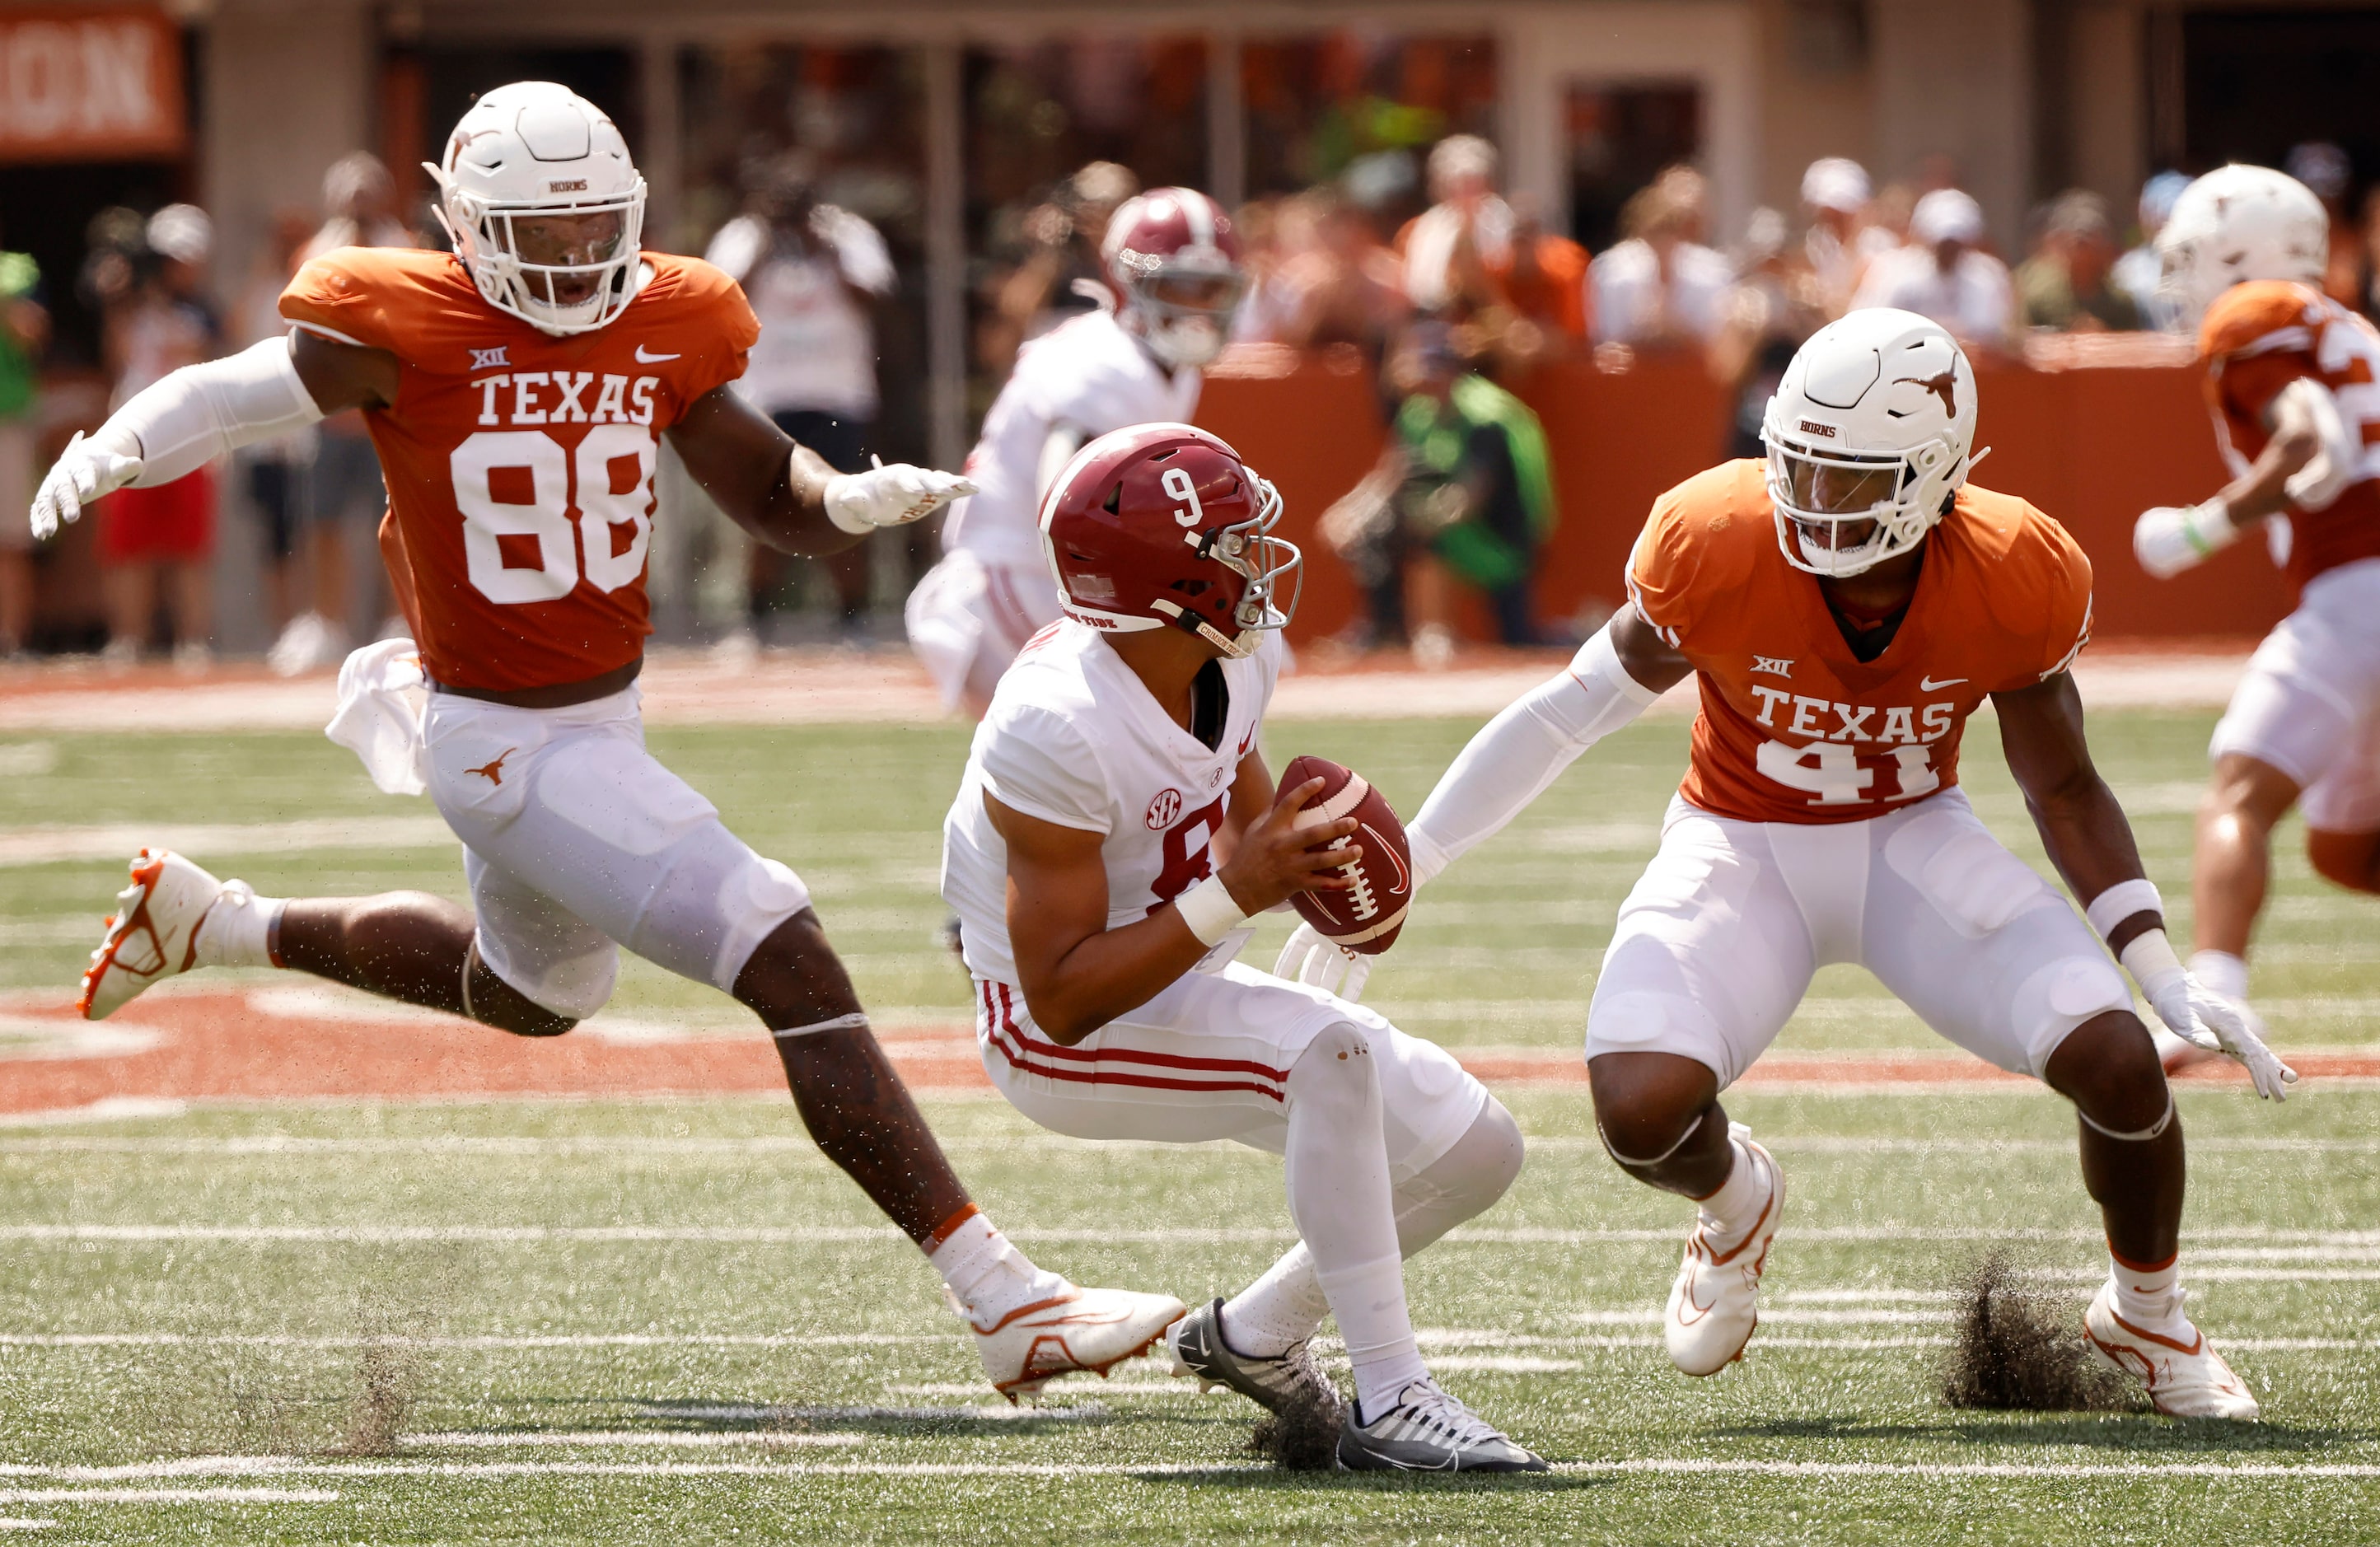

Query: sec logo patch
1146;788;1183;829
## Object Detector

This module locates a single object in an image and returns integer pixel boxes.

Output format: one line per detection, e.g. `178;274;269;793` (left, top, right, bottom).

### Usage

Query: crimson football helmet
1039;423;1300;657
1101;188;1244;368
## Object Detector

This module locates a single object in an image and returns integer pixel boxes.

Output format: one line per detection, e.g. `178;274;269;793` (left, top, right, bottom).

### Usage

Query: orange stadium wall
1194;350;2293;647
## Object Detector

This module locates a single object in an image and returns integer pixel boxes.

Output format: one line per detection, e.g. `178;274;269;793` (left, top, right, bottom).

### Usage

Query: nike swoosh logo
1918;675;1967;691
1364;822;1410;896
634;345;680;362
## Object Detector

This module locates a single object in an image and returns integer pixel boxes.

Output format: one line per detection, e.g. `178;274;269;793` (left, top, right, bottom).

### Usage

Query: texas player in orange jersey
2132;164;2380;1051
1280;310;2296;1419
28;82;1185;1398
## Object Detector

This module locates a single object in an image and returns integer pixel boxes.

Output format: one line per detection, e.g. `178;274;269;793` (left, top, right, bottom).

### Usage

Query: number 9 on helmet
1037;423;1302;659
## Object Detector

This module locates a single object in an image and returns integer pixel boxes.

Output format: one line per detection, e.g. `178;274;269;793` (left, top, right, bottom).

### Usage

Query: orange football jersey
2198;279;2380;592
1626;460;2093;825
281;248;759;691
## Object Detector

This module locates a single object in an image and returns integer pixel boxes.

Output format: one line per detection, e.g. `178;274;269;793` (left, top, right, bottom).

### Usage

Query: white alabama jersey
942;619;1284;985
940;308;1204;571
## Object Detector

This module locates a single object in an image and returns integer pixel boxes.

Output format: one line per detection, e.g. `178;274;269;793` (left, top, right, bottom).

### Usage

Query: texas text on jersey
1626;460;2094;825
281;246;760;691
2200;279;2380;591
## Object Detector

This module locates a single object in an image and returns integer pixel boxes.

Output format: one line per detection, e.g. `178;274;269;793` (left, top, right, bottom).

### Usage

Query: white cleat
78;849;233;1021
1663;1126;1784;1376
2084;1280;2260;1420
970;1284;1186;1404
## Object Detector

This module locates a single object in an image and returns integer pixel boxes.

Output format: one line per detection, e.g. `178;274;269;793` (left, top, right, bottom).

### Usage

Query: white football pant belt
31;336;323;539
1405;625;1663;884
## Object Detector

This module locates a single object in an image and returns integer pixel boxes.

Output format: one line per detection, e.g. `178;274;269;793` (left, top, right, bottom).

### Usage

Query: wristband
2084;879;2163;942
2182;497;2235;558
1175;873;1250;947
2117;928;2186;998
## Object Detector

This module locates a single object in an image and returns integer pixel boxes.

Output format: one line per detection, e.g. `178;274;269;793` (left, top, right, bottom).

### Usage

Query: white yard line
0;1488;339;1504
8;1222;2380;1248
9;1454;2380;1484
0;816;451;867
632;1404;1106;1424
404;1432;865;1449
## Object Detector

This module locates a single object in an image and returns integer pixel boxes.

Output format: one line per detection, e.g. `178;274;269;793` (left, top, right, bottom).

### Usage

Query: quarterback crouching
1283;311;2292;1419
33;82;1185;1396
940;423;1544;1470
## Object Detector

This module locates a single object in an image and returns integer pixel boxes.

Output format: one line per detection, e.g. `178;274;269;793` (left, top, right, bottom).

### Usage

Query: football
1280;755;1414;956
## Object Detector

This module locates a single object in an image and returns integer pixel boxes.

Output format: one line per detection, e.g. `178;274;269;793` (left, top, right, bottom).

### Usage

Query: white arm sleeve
1405;627;1663;885
105;336;325;488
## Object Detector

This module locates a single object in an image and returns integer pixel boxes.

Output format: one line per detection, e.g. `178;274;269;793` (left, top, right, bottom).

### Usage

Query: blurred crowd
16;132;2380;667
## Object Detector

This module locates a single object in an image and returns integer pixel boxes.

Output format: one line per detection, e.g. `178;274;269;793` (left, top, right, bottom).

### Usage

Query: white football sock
1283;1024;1428;1418
192;882;283;970
2110;1247;2183;1325
1223;1100;1525;1359
2189;949;2249;1003
1695;1130;1772;1250
1222;1245;1330;1358
927;1209;1071;1332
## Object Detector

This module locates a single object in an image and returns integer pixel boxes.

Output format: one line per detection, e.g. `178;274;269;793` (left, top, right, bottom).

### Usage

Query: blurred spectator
1229;198;1298;343
980;161;1136;376
0;224;47;657
98;205;219;668
1322;321;1555;664
1850;188;2015;353
1397;134;1510;315
1589;166;1732;348
1800;157;1872;314
2285;142;2362;308
1270;188;1410;364
2112;171;2190;334
706;150;898;648
2016;190;2140;333
297;152;414;262
1713;208;1828;458
273;153;415;677
1479;195;1590;366
231;209;319;647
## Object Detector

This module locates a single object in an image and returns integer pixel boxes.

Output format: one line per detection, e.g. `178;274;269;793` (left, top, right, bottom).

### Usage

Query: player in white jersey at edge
906;188;1238;718
940;423;1544;1471
2132;164;2380;1054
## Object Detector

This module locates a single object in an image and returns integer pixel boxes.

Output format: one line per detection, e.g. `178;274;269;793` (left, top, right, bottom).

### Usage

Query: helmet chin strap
1150;596;1260;657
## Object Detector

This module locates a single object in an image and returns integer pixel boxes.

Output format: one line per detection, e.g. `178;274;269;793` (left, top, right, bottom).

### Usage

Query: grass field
0;705;2374;1543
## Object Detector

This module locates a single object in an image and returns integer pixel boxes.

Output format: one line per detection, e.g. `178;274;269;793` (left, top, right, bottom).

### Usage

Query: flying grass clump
1250;1383;1344;1471
1939;1250;2138;1413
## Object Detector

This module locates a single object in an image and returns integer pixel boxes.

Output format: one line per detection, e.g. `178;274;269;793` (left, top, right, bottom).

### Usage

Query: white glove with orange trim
822;459;975;535
2120;930;2298;1101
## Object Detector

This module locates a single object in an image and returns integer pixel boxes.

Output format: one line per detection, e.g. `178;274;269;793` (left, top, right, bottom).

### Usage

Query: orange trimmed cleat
79;849;228;1021
2084;1280;2259;1419
1663;1125;1784;1376
970;1284;1187;1403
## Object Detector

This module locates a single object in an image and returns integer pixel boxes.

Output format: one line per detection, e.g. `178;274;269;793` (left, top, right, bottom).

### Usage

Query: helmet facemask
1120;259;1246;369
1763;416;1965;577
1157;470;1302;656
435;178;648;335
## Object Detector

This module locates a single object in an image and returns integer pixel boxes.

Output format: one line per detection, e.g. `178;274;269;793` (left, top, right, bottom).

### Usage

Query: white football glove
822;459;975;535
30;430;143;541
2125;942;2298;1101
1274;920;1372;1002
2132;498;2237;579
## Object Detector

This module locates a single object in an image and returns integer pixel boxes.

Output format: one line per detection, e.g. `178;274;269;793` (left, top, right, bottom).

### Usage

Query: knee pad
1442;1099;1525;1209
1289;1021;1381;1100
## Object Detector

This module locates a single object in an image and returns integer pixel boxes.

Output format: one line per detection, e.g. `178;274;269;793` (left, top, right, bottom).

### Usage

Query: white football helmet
1760;309;1983;577
424;82;647;335
2156;165;2327;328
